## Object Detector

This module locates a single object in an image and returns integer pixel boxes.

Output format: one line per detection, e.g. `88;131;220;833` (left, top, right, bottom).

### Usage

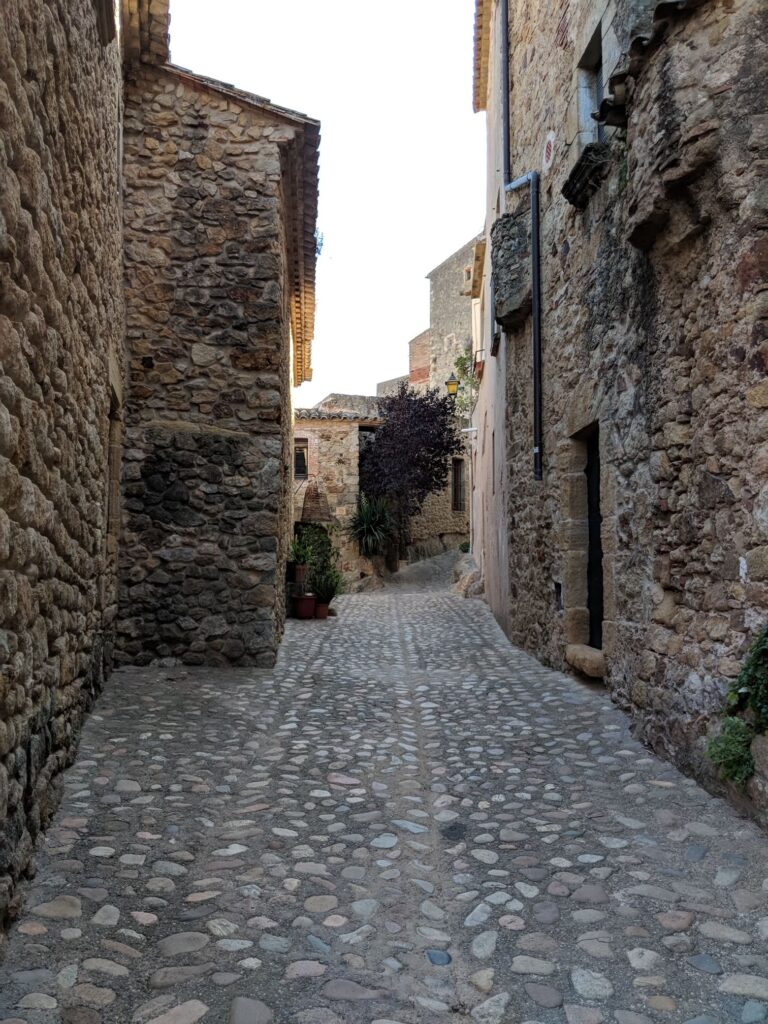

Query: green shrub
348;495;395;557
308;562;343;604
708;717;756;789
727;624;768;730
300;524;337;573
289;533;313;565
459;541;470;553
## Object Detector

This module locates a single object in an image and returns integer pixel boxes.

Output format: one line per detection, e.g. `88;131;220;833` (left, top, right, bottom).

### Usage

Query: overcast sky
170;1;486;406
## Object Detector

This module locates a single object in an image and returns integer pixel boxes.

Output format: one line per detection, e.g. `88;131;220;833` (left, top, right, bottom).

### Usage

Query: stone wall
426;239;478;389
117;65;298;668
408;480;470;562
404;243;475;557
0;0;123;927
376;375;408;398
489;0;768;817
408;330;431;389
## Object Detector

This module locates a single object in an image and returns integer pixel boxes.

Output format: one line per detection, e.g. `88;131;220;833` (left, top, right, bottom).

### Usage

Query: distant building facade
470;0;768;819
293;396;382;581
376;242;478;559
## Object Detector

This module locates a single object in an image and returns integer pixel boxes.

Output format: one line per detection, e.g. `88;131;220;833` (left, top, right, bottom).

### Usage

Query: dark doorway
584;426;604;648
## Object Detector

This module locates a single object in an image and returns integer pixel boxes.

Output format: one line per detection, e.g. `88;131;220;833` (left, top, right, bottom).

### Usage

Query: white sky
169;0;486;406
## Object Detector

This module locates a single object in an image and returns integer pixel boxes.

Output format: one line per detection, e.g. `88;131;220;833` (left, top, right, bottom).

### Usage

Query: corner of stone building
116;64;299;669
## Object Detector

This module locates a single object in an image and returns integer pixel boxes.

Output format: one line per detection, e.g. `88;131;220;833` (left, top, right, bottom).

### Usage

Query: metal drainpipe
501;0;511;187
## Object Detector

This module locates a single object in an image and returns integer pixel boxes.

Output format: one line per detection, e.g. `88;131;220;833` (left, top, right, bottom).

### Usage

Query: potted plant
309;563;343;619
289;534;313;589
293;592;317;619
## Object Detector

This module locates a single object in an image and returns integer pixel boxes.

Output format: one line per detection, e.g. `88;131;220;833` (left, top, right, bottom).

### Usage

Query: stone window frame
578;24;607;146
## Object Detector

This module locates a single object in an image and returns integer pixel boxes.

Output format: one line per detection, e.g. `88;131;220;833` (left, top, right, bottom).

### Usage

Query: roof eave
473;0;493;113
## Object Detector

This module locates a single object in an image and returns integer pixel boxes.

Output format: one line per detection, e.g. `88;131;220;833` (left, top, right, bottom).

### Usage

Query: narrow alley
1;558;766;1024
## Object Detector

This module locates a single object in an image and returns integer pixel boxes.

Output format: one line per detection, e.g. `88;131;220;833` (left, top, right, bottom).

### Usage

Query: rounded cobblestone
1;556;767;1022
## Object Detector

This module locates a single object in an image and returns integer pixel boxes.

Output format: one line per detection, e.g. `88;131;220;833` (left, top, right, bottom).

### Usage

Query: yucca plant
348;495;395;557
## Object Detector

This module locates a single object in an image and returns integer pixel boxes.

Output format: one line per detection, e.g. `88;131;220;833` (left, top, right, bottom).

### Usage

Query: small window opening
294;440;309;480
578;25;607;144
105;389;122;550
94;0;117;45
452;458;466;512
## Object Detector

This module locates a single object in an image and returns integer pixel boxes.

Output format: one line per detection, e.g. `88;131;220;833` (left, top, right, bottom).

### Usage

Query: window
294;440;309;480
578;25;606;145
452;458;466;512
105;388;122;555
94;0;117;45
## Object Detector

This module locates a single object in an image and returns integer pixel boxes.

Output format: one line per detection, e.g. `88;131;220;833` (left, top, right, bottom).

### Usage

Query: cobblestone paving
2;559;768;1024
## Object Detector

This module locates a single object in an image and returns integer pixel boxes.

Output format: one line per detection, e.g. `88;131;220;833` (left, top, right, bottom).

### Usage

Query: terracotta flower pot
315;602;330;619
294;564;308;589
293;595;316;619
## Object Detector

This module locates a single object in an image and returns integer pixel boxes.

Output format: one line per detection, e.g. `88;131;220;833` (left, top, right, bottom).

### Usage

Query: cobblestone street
1;560;767;1024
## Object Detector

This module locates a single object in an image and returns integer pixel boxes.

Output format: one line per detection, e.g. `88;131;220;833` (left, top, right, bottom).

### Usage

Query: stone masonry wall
426;239;477;390
0;1;123;927
118;66;296;668
293;418;378;580
498;0;768;817
406;242;475;559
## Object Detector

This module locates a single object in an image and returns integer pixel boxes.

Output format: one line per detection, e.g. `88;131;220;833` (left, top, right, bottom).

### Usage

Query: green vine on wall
727;624;768;730
454;352;478;418
708;718;756;789
707;624;768;789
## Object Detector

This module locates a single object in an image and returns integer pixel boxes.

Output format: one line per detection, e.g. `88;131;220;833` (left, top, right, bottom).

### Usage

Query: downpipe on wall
499;0;543;482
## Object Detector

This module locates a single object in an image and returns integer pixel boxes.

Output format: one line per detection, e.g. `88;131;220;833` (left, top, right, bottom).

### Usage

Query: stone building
377;242;476;559
117;58;318;669
471;0;768;816
0;0;124;926
293;396;382;580
0;0;317;927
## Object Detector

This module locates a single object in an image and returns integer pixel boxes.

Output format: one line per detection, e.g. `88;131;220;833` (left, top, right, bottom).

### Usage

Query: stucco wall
0;0;124;926
118;66;295;668
478;0;768;816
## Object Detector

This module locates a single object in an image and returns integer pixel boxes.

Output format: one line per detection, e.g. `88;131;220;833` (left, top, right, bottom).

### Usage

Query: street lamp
445;372;459;398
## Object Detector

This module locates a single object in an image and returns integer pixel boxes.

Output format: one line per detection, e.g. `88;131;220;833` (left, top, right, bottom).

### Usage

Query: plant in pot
289;534;313;590
308;562;343;619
